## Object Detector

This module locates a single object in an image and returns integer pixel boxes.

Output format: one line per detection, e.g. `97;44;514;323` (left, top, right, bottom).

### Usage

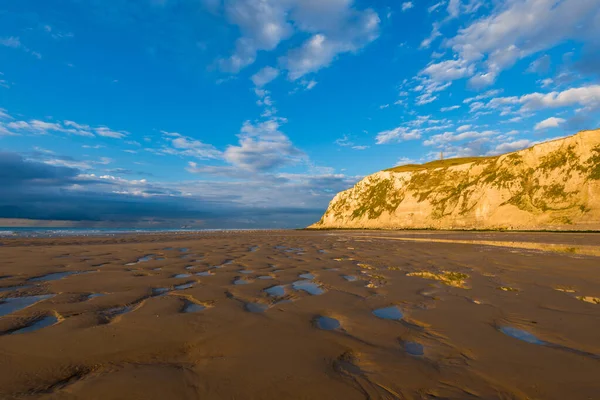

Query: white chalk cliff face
311;130;600;230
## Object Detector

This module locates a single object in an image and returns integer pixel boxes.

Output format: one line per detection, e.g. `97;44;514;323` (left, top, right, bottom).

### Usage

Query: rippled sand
0;230;599;399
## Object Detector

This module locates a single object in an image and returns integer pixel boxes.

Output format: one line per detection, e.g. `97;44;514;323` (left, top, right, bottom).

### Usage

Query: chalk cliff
310;130;600;230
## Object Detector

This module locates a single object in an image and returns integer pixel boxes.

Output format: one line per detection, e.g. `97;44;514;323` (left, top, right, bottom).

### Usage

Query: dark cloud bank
0;151;352;228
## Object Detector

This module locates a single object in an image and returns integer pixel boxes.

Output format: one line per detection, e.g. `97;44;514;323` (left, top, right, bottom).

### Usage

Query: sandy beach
1;230;599;399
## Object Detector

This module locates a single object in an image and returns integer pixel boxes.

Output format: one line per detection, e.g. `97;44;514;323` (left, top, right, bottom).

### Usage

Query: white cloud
420;23;441;49
216;0;380;79
534;117;565;130
251;66;280;87
94;127;128;139
335;134;369;150
445;0;600;87
447;0;461;18
376;127;422;144
161;131;222;159
463;89;503;104
421;58;474;81
0;108;11;120
441;105;460;112
395;157;416;166
402;2;414;12
281;10;380;80
222;118;305;172
0;36;41;59
456;124;472;132
484;85;600;113
0;37;21;48
424;130;497;146
489;139;532;155
428;1;446;13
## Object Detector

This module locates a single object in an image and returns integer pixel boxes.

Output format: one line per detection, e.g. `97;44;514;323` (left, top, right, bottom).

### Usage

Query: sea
0;227;239;238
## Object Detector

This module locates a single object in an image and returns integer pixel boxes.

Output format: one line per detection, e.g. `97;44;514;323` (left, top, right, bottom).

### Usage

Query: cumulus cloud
281;10;380;80
376;117;454;144
161;131;222;159
417;0;600;91
534;117;566;130
0;109;129;139
251;66;280;87
423;130;497;147
447;0;600;87
215;0;380;79
489;139;532;155
223;118;305;172
401;2;414;12
482;84;600;113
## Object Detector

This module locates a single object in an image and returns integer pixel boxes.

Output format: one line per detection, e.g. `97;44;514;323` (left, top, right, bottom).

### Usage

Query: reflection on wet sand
0;230;599;399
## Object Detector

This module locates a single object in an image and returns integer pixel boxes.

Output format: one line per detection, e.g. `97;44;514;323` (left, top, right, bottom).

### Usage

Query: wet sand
0;230;599;399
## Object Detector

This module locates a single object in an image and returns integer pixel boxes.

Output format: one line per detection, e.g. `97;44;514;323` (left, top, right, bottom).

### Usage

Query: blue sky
1;0;599;228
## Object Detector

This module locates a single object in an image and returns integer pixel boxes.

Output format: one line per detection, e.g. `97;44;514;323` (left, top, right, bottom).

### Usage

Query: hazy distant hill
310;130;600;230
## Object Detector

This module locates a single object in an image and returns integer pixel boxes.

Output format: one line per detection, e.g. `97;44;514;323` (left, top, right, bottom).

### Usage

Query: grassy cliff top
385;156;497;173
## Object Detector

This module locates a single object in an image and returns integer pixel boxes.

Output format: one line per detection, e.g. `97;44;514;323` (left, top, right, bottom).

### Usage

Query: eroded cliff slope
311;130;600;230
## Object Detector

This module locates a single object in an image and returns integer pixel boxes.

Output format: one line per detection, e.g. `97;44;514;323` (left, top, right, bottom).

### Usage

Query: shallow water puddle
239;270;254;274
196;271;214;277
258;275;274;280
265;285;285;297
233;278;251;285
315;316;340;330
174;282;195;290
185;266;196;270
179;248;189;252
183;302;206;313
249;246;259;252
0;294;55;317
292;280;325;295
299;273;315;280
12;315;60;334
152;288;170;296
173;274;191;279
245;303;268;313
342;275;357;282
28;271;79;282
404;342;425;356
87;293;106;300
373;306;404;321
499;326;546;345
103;305;134;318
0;284;33;293
126;254;155;265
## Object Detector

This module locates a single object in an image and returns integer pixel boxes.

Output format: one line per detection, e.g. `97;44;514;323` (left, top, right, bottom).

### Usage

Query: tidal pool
315;316;340;331
0;294;55;317
499;326;545;345
373;306;404;321
29;271;79;282
265;285;285;297
11;315;60;334
292;280;325;296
